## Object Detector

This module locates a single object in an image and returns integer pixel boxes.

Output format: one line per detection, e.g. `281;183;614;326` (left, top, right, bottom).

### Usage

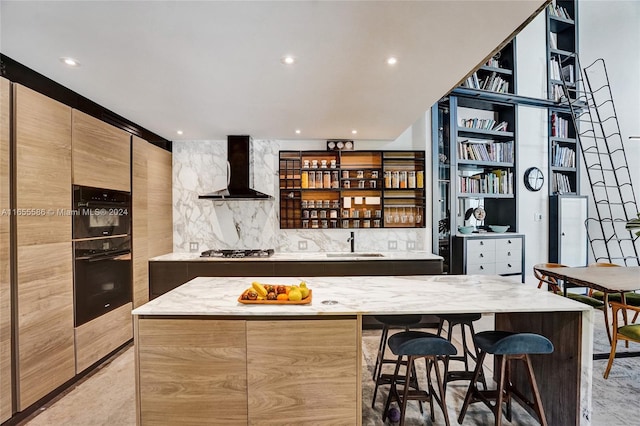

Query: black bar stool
382;330;457;426
458;330;554;426
371;314;422;408
437;313;487;390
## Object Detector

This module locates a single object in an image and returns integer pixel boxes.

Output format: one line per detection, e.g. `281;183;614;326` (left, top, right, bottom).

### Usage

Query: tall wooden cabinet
71;110;131;191
132;136;172;308
13;84;75;409
0;77;12;423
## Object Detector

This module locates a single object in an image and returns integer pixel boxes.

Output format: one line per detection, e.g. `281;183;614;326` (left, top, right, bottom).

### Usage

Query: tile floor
20;309;639;426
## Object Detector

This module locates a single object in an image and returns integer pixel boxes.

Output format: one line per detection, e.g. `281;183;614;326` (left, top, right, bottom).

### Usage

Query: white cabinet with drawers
453;234;525;282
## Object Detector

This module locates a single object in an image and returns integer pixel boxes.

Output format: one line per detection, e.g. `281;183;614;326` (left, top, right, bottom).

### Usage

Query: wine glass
401;207;408;224
415;207;422;224
394;208;400;223
408;207;415;224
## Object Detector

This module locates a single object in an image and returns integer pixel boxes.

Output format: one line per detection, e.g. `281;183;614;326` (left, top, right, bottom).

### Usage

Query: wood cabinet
75;302;132;373
136;318;248;425
0;77;12;423
453;234;525;282
135;317;359;425
13;84;75;409
72;109;131;191
132;137;172;308
279;150;425;229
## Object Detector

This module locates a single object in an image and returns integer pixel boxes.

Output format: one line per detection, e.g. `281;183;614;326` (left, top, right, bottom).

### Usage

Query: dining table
533;264;640;359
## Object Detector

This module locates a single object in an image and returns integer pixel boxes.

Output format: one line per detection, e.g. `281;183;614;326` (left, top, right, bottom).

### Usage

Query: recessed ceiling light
351;130;358;135
295;129;301;134
281;55;296;65
387;56;398;65
176;130;184;135
60;57;80;67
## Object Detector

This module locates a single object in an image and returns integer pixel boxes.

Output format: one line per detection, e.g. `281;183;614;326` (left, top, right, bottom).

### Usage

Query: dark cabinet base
149;258;443;300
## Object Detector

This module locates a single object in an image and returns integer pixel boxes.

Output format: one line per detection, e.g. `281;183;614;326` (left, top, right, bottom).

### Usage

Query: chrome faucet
347;231;355;253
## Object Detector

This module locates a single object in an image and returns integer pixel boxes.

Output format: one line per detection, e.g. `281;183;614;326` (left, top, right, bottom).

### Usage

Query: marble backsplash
173;140;428;253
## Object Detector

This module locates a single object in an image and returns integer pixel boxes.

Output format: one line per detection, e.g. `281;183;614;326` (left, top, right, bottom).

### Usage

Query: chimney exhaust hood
198;135;273;200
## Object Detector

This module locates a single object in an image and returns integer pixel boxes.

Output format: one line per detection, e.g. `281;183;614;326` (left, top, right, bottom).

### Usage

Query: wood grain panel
14;84;74;410
495;311;581;426
75;302;132;373
147;143;172;257
14;84;71;246
71;109;130;191
246;318;359;424
0;76;12;423
132;136;149;308
16;242;74;409
137;319;248;425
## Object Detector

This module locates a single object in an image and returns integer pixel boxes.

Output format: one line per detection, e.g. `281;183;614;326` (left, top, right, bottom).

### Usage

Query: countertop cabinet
452;234;525;282
279;150;425;229
72;109;131;191
14;84;75;410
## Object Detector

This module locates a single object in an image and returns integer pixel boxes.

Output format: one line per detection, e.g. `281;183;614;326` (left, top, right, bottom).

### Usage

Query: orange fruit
277;293;288;301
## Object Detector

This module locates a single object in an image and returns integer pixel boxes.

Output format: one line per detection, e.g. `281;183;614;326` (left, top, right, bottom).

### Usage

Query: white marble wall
173;140;427;253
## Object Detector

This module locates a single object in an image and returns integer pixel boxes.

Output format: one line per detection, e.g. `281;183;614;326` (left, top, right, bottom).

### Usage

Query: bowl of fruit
239;281;312;304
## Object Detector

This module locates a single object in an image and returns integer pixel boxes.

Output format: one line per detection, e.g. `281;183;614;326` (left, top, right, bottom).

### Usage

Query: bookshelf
549;108;579;194
546;1;578;102
433;95;518;271
460;41;516;95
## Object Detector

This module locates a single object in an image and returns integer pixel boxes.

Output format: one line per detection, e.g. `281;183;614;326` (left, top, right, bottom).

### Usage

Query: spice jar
384;171;392;188
408;171;416;188
323;171;331;188
316;171;323;188
301;171;309;188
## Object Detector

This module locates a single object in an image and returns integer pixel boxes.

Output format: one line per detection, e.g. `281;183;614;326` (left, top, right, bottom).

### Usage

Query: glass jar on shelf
308;171;315;189
392;171;400;188
417;171;424;188
408;171;416;188
301;171;309;188
331;171;339;188
400;171;407;188
384;171;392;188
323;171;331;188
316;171;324;188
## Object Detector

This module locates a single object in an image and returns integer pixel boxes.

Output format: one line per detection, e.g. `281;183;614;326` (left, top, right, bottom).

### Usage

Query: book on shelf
458;139;513;163
458;169;513;195
549;33;558;50
561;64;575;84
550;58;561;80
460;118;509;132
548;4;572;20
551;84;566;102
552;172;573;193
551;143;576;167
550;112;570;138
461;72;510;93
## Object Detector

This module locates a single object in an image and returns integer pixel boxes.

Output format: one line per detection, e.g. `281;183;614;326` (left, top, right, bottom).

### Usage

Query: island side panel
246;317;361;425
136;318;248;425
495;311;583;426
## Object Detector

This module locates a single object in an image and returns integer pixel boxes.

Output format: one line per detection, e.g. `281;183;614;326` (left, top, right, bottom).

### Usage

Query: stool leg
372;324;389;380
457;350;486;424
425;357;436;421
382;354;403;422
371;325;389;407
505;356;512;423
398;355;415;426
432;356;451;426
494;355;508;426
467;321;487;391
524;354;549;426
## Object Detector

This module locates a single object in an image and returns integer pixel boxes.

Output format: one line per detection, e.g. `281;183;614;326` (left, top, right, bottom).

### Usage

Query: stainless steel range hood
198;135;273;200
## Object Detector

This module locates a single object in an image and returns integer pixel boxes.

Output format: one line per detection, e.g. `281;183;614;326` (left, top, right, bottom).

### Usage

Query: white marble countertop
132;275;590;316
149;251;443;262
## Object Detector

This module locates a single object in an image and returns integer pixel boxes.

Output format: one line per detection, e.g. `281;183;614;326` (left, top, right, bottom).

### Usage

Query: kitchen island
132;275;593;425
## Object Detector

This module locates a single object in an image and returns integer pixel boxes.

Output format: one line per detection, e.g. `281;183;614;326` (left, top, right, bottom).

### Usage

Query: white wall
579;0;640;262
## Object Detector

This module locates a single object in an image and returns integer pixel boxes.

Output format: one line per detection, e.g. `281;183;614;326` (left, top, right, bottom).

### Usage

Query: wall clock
524;167;544;191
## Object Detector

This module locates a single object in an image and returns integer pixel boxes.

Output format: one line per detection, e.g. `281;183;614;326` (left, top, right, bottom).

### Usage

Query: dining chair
588;262;640;323
603;301;640;379
533;263;604;308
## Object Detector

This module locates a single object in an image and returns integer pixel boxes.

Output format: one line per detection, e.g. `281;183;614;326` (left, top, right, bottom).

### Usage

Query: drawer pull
480;266;484;270
480;241;484;246
507;252;511;256
508;264;512;268
480;254;484;258
507;240;512;244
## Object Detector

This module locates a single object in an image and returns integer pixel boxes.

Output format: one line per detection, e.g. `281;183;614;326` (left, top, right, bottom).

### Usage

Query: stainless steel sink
326;253;384;258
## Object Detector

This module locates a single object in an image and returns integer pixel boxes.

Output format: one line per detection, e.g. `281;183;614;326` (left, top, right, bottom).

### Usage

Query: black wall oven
73;236;132;326
72;185;132;327
72;185;130;239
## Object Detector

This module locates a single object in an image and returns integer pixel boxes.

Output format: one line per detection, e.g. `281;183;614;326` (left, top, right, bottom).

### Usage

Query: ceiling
1;1;546;142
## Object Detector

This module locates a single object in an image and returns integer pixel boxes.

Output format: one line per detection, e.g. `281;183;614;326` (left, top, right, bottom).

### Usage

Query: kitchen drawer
495;247;521;261
467;239;496;253
495;260;522;275
495;237;522;253
466;249;496;265
466;263;496;275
